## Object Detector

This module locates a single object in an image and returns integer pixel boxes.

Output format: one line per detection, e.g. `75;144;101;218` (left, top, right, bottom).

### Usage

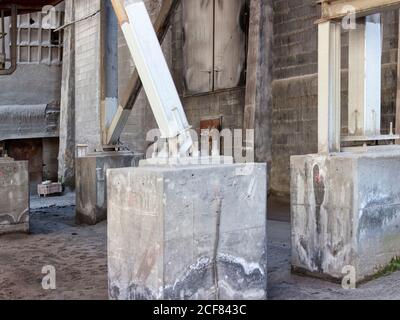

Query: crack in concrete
212;195;223;300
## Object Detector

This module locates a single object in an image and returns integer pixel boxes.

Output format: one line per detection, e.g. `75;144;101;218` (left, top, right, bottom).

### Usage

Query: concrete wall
0;104;59;140
0;64;61;106
271;0;399;196
0;8;62;189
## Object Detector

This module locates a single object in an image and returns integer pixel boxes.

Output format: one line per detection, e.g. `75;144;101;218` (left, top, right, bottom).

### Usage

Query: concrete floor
0;199;108;300
1;194;400;300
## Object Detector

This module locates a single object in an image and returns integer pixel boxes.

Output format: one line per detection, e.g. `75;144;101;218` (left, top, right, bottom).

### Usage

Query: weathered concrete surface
0;158;29;235
107;163;267;300
58;0;76;191
0;64;61;106
75;152;142;225
291;148;400;282
0;103;59;140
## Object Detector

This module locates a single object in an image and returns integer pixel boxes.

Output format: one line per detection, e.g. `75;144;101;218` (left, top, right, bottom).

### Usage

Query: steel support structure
111;0;192;156
347;14;382;139
317;0;400;152
318;21;341;153
106;0;180;147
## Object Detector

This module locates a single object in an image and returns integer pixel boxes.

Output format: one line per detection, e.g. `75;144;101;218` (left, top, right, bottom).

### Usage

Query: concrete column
101;0;119;143
74;0;102;152
58;0;75;190
243;0;273;189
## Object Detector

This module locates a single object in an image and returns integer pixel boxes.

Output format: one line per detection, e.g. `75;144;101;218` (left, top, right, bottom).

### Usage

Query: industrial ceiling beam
105;0;180;146
318;0;400;21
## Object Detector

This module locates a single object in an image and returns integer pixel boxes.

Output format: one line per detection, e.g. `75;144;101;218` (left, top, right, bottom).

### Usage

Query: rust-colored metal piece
111;0;129;25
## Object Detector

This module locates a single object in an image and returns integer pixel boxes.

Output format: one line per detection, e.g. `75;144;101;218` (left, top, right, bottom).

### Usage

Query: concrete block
0;158;29;235
107;163;267;300
75;151;143;225
291;148;400;282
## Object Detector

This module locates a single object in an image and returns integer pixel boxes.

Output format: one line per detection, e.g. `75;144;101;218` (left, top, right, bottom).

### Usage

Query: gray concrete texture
291;148;400;282
75;151;143;225
0;158;29;235
0;64;61;107
107;163;267;300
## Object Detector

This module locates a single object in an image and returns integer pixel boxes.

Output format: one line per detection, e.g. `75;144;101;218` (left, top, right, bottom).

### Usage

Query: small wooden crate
37;182;63;197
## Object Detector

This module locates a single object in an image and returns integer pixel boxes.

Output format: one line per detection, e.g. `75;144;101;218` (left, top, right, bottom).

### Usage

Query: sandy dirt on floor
0;206;108;300
2;198;400;300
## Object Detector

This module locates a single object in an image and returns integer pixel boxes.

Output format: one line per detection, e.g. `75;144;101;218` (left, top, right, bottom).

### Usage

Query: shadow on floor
268;194;290;222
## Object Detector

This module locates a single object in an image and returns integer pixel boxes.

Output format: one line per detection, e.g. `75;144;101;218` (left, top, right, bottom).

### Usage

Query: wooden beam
106;0;180;146
319;0;400;21
243;0;273;169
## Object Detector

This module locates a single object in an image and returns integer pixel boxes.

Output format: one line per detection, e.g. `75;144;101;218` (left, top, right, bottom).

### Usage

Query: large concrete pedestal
107;163;267;300
0;158;29;235
291;148;400;283
75;151;143;225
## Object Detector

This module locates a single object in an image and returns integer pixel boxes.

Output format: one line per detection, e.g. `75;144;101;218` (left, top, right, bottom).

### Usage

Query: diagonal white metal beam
111;0;192;155
106;0;180;146
318;21;341;153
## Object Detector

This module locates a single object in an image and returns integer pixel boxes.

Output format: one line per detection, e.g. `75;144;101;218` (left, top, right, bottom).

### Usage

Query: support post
58;0;75;189
101;0;119;145
318;21;341;154
396;10;400;143
348;14;382;137
111;0;192;156
106;0;181;146
243;0;273;183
